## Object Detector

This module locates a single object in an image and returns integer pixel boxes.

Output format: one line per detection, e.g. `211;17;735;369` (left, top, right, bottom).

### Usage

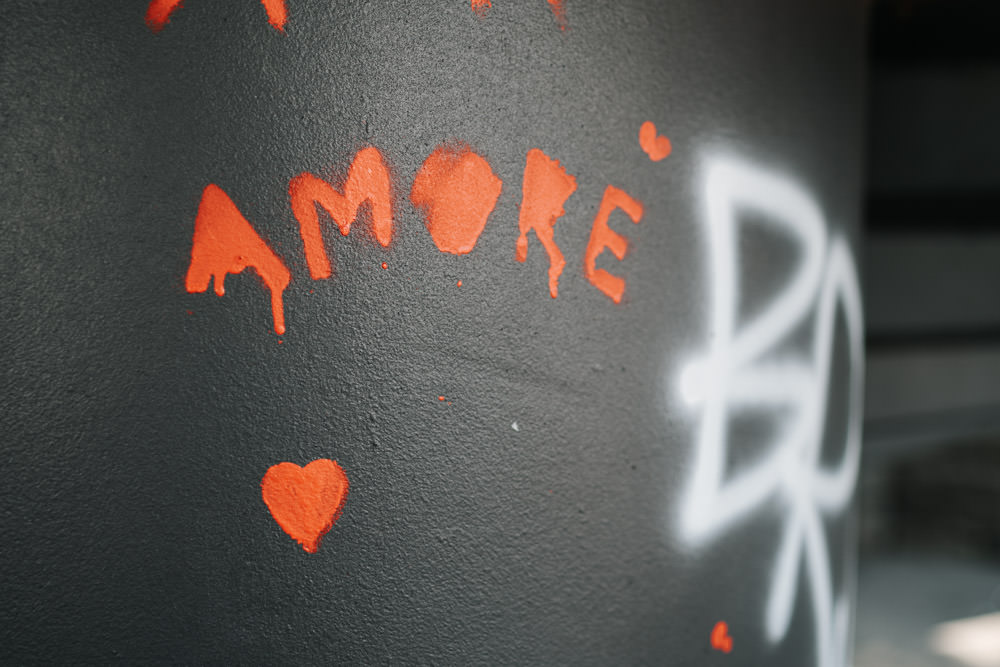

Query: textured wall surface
1;1;865;664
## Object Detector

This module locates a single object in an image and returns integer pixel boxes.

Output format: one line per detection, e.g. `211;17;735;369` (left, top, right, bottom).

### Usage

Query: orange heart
639;120;672;162
261;459;349;553
711;620;733;654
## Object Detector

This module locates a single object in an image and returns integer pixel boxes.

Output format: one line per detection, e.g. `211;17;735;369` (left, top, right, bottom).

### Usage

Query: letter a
185;184;291;335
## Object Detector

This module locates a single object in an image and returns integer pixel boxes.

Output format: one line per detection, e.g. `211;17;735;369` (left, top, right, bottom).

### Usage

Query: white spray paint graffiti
678;155;864;667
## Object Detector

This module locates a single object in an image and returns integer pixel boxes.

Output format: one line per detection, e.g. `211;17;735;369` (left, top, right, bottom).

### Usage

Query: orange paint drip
289;147;393;280
710;621;733;653
185;184;291;334
260;0;288;31
411;143;502;255
261;459;349;553
516;148;577;298
145;0;288;32
145;0;184;32
471;0;492;16
547;0;568;29
639;121;671;161
584;185;643;304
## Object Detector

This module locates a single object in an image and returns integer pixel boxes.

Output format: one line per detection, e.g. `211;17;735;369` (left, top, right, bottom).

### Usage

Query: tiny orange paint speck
381;262;388;270
457;280;462;287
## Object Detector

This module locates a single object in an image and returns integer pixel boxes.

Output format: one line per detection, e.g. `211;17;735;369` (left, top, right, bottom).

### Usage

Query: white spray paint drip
678;155;863;667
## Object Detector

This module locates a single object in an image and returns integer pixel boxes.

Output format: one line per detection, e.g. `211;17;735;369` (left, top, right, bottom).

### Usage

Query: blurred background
855;1;1000;665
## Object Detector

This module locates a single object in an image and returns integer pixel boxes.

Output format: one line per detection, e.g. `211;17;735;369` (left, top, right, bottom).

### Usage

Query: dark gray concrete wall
1;2;865;664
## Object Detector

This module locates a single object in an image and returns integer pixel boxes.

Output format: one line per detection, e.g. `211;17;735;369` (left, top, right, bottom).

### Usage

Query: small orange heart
711;620;733;654
261;459;349;553
639;120;672;162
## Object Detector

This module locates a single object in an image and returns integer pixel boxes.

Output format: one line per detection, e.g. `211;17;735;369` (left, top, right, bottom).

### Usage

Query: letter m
289;147;393;279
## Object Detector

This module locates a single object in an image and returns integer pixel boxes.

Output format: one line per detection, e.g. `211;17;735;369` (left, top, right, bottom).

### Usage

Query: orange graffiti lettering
516;148;577;298
261;459;349;553
185;184;291;334
146;0;288;32
411;143;503;255
584;185;644;303
289;147;393;280
639;121;671;161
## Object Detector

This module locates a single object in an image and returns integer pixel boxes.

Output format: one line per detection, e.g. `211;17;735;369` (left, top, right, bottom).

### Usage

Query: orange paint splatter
471;0;492;16
639;121;671;161
516;148;577;298
289;147;393;280
711;621;733;653
456;280;462;287
261;459;349;553
381;262;388;269
547;0;567;29
411;143;502;255
584;185;643;304
438;396;446;401
146;0;288;32
185;184;291;335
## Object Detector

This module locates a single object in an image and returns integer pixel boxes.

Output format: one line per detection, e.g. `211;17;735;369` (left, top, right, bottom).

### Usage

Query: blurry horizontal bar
866;193;1000;230
865;342;1000;422
864;232;1000;334
863;405;1000;463
867;328;1000;351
